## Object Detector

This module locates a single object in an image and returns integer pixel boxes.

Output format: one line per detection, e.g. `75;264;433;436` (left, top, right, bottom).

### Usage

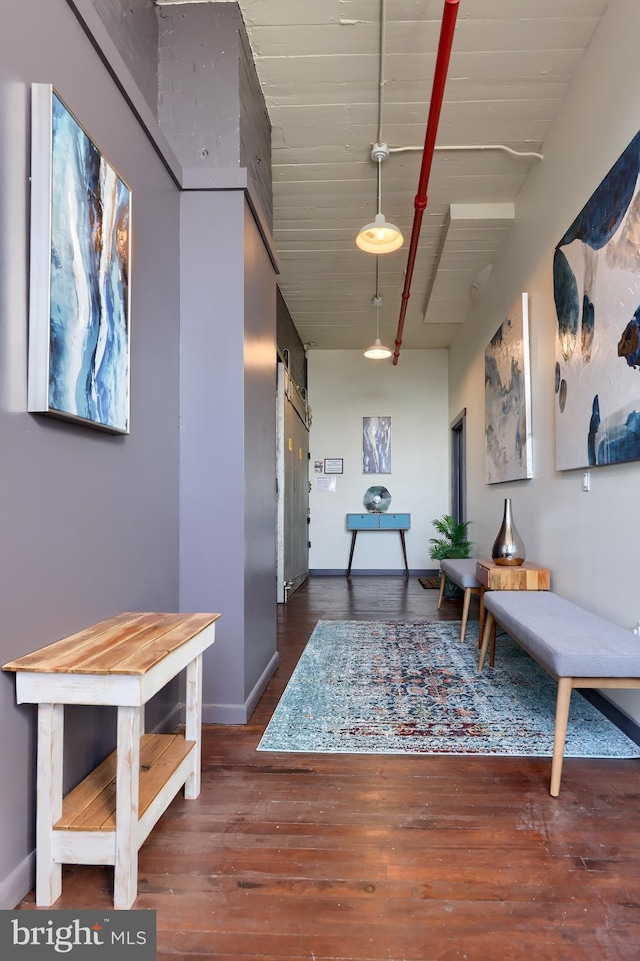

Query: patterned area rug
258;620;640;757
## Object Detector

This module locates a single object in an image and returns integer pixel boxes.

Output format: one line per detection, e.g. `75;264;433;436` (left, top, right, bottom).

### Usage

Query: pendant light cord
378;0;387;145
375;258;381;338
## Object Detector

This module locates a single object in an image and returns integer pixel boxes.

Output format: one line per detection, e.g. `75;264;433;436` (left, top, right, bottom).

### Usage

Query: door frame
450;408;467;523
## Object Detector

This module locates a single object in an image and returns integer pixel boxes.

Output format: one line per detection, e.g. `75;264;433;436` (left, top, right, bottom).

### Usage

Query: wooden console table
3;611;220;910
346;512;411;577
476;559;550;641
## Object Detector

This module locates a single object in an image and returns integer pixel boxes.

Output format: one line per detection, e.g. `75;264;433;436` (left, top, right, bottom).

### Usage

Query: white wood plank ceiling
209;1;610;351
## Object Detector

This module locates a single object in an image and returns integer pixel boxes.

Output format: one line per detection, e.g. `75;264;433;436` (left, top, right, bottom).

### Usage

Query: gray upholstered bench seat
479;590;640;796
437;558;481;643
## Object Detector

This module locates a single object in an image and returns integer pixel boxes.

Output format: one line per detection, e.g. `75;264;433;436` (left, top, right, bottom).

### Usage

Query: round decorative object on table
491;497;525;566
363;486;391;513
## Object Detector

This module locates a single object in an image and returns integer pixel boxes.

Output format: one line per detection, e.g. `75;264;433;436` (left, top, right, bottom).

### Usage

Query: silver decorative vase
491;497;526;566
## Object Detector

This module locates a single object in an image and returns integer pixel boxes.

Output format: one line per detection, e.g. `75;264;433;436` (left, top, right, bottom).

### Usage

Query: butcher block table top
3;611;220;678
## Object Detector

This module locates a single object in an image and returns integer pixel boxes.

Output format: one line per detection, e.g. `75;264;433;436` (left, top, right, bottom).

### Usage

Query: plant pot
442;574;464;600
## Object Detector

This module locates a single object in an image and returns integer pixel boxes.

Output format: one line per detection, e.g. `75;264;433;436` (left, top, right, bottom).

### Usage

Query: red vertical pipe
393;0;460;364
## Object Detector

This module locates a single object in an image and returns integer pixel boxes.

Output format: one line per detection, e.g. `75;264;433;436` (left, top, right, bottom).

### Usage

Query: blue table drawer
379;513;410;530
346;513;379;529
346;512;410;530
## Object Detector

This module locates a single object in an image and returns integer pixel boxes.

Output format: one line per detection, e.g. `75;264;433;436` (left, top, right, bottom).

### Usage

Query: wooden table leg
114;705;141;910
36;702;63;906
399;530;409;578
185;652;203;799
346;530;358;576
478;587;485;648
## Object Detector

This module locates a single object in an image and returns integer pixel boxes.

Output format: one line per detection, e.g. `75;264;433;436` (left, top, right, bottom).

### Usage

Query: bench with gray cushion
437;558;481;643
478;590;640;796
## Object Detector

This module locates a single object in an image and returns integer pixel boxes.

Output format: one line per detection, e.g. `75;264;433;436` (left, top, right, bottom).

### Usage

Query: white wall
448;0;640;722
307;350;449;573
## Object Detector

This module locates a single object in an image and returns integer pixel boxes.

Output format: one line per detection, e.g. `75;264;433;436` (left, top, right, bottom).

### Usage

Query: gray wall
158;0;272;227
277;288;307;391
238;22;273;230
1;0;279;909
89;0;159;113
179;191;278;721
242;203;278;699
448;0;640;723
0;0;181;909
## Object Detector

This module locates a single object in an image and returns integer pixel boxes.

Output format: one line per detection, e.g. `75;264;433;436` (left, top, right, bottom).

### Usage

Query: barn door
276;360;310;602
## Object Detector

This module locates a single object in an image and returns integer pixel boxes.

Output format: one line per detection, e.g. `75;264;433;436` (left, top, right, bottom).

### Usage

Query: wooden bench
478;591;640;797
437;558;481;643
3;611;220;909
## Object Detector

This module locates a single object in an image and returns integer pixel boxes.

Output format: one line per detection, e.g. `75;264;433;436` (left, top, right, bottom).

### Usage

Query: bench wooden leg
437;572;447;608
478;612;495;671
460;588;471;642
550;677;572;797
478;588;485;647
36;703;63;906
114;705;141;910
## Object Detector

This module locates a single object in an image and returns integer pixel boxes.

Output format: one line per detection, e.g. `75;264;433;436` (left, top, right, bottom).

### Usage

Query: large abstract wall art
553;130;640;470
28;84;131;433
485;293;533;484
363;416;391;474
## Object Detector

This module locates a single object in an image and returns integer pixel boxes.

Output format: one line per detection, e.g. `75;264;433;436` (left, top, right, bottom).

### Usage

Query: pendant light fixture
356;143;403;254
364;270;392;359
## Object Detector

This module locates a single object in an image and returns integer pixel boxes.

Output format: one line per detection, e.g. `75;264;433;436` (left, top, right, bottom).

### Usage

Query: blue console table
346;513;411;577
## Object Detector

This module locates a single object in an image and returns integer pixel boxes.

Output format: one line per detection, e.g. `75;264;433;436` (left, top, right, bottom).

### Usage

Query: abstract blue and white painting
485;293;532;484
553;131;640;469
30;88;130;433
363;416;391;474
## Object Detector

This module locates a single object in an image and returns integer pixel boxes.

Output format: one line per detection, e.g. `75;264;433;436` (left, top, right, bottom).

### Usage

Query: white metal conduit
388;144;544;161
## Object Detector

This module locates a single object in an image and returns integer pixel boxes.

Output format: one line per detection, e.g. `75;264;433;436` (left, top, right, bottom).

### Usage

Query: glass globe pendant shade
356;212;404;254
364;338;392;360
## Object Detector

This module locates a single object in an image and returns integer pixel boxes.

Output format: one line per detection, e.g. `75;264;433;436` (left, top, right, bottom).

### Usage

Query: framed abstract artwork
553;130;640;470
485;293;533;484
28;84;131;434
363;415;391;474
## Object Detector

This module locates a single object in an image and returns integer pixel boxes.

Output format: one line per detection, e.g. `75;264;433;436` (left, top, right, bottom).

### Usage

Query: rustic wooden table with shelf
3;611;220;910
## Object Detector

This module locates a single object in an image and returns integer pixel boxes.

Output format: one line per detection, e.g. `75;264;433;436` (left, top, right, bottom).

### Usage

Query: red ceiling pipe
393;0;460;364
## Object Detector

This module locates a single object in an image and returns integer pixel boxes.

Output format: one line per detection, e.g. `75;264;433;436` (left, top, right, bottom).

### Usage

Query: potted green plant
428;514;473;598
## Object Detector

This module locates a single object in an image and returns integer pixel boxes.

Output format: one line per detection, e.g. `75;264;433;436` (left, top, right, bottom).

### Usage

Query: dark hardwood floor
20;577;640;960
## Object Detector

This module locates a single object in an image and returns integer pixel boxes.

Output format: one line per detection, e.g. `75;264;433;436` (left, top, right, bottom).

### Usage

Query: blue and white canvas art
553;130;640;470
363;416;391;474
28;85;131;433
485;293;533;484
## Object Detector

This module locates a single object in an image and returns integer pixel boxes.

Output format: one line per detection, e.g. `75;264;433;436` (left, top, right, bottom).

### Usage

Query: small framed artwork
363;415;391;474
324;458;343;474
28;84;131;434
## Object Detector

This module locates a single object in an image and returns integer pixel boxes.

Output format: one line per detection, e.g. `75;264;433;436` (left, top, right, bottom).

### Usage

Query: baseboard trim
201;651;280;725
0;850;34;909
580;689;640;747
309;569;438;577
148;704;182;735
